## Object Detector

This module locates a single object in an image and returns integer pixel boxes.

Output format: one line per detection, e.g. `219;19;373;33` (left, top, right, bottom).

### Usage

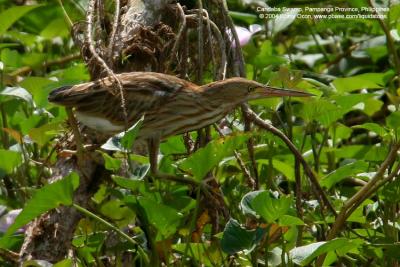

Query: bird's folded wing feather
60;72;196;125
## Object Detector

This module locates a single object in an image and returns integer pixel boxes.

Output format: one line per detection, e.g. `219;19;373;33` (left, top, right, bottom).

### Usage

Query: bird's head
201;77;312;105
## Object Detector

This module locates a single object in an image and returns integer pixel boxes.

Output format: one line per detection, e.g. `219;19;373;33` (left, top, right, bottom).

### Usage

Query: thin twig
218;1;260;186
244;106;336;215
107;0;121;65
86;0;128;125
168;3;186;72
295;159;304;246
10;53;80;77
57;0;73;27
327;143;400;240
0;248;18;263
368;0;400;79
213;124;256;187
315;144;400;266
185;15;226;79
196;0;204;83
203;9;217;79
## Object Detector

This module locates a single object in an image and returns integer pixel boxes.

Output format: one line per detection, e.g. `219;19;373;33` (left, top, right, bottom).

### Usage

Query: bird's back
48;72;197;133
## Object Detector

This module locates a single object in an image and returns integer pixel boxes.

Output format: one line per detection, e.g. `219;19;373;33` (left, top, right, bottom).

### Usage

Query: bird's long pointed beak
256;86;313;97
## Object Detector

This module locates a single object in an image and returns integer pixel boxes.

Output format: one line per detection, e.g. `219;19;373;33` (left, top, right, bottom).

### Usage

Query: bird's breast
75;111;125;133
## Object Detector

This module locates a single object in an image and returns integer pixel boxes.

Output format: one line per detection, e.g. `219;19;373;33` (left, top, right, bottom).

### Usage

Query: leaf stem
72;203;149;263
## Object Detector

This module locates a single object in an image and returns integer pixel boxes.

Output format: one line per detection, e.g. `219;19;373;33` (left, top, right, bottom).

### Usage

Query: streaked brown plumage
49;71;311;176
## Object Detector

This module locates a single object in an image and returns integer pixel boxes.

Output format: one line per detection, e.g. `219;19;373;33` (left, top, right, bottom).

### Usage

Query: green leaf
240;190;260;217
386;111;400;131
0;172;79;247
100;151;122;171
1;48;22;68
19;77;55;107
289;238;362;266
221;218;258;254
0;86;33;105
173;243;217;266
179;134;249;180
112;175;143;191
250;191;291;222
0;149;22;174
22;260;53;267
253;41;287;67
54;259;73;267
381;176;400;203
321;161;369;189
29;122;63;146
279;215;305;226
333;72;393;93
353;123;388;138
229;11;258;24
299;98;344;126
137;197;183;240
40;18;69;39
101;116;144;152
121;116;144;149
0;5;41;36
271;8;298;34
363;98;383;116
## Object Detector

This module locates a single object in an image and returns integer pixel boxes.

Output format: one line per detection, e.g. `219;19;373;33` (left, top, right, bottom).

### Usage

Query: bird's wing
52;72;196;125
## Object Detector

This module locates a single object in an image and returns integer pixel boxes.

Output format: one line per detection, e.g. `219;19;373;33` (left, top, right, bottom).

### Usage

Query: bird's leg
147;138;199;186
65;107;85;161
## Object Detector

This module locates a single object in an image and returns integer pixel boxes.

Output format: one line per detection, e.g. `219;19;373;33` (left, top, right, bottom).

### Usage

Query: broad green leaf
99;198;134;223
221;218;258;254
386;111;400;131
40;18;69;39
137;197;183;240
1;48;22;68
0;172;79;247
381;176;400;203
321;161;369;189
0;5;41;35
271;8;298;34
240;190;261;217
112;175;143;191
0;86;33;105
121;116;144;149
366;46;388;63
179;134;249;180
173;243;219;266
29;122;63;146
299;98;344;126
54;259;73;267
363;98;383;116
100;151;122;171
332;93;375;110
279;215;305;226
253;41;287;67
229;11;258;24
0;149;22;174
101;116;144;152
333;72;393;93
19;77;55;107
251;191;291;222
353;123;388;138
289;238;361;266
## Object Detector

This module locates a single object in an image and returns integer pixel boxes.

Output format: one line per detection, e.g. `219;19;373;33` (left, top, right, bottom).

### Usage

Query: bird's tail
48;85;97;107
48;85;74;105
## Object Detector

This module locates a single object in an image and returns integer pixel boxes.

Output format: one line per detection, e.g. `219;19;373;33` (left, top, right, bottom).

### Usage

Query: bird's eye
247;86;256;93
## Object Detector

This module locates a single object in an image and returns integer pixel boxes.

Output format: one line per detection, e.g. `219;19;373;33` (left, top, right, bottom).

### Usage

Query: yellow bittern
49;72;310;176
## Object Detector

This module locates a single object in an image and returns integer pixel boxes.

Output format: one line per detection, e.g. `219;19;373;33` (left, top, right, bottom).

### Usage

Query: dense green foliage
0;0;400;266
